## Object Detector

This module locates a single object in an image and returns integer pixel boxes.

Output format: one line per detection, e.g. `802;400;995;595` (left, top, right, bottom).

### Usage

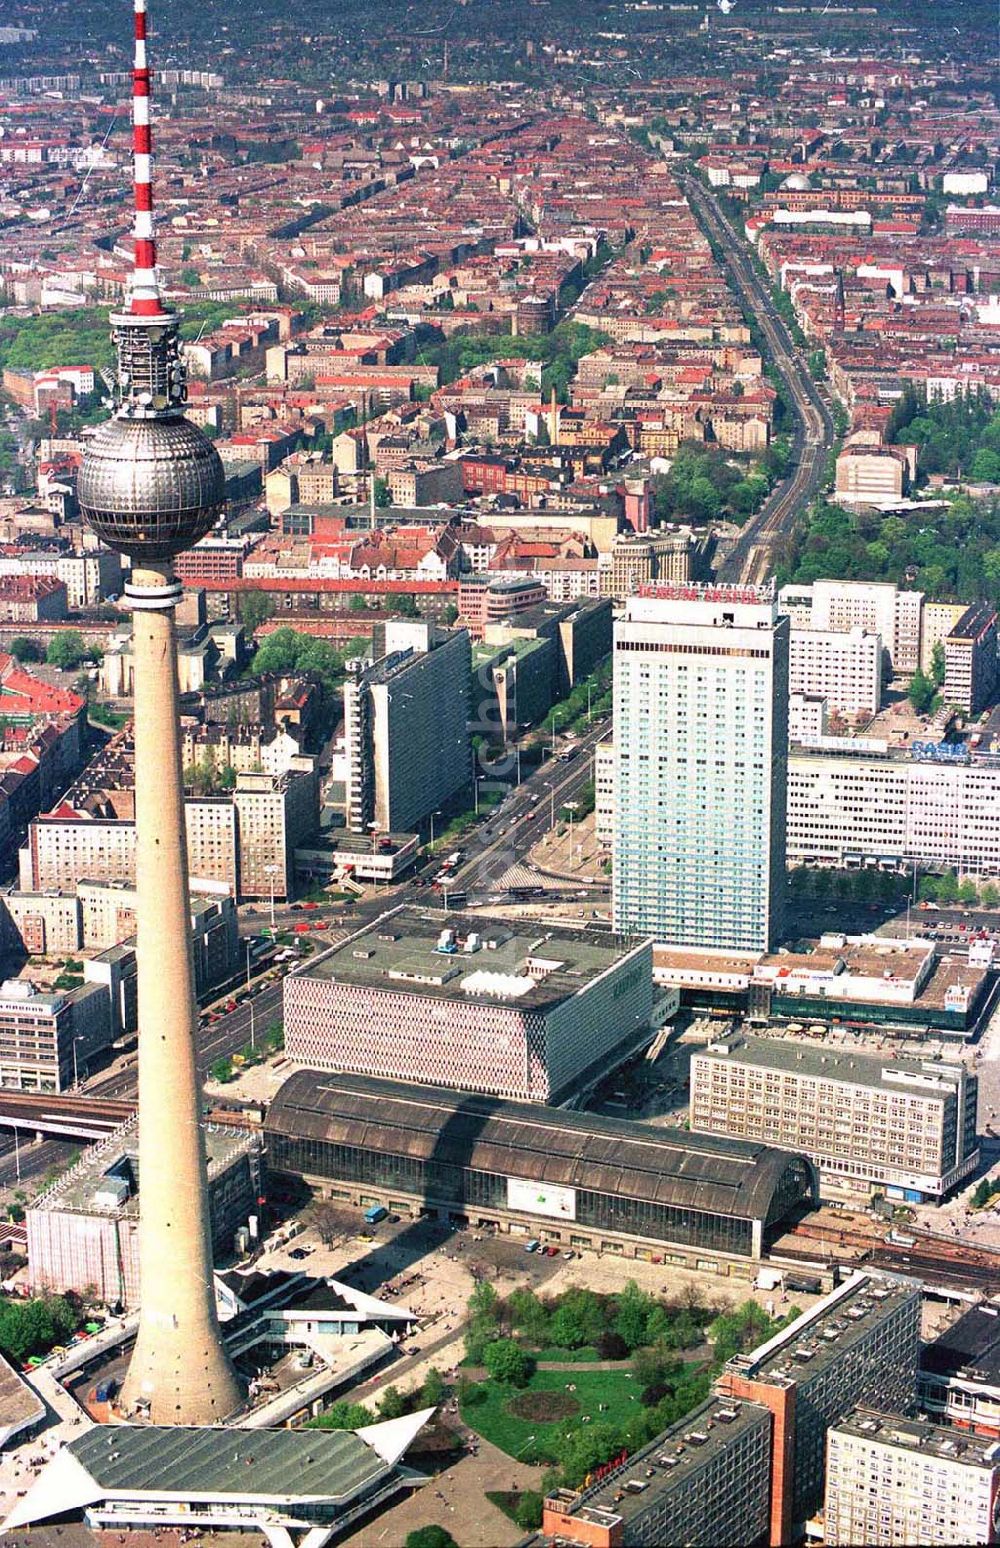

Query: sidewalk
529;808;608;885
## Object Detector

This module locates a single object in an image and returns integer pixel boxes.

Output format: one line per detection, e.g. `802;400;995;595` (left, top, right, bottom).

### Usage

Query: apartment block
834;443;908;503
921;602;968;675
22;801;238;894
542;1394;772;1548
613;583;788;952
789;626;882;718
0;977;112;1093
233;766;318;900
825;1409;1000;1547
343;623;471;836
594;737;614;846
943;602;999;716
787;745;1000;874
717;1269;921;1547
788;691;828;742
690;1034;978;1203
28;1118;260;1308
782;579;922;674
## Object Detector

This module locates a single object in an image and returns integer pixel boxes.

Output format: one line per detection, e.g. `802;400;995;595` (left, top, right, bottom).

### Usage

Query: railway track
681;175;834;585
785;1219;1000;1293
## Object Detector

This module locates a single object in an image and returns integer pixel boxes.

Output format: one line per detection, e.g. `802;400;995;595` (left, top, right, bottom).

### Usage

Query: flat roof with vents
291;904;645;1012
833;1407;1000;1469
724;1269;920;1388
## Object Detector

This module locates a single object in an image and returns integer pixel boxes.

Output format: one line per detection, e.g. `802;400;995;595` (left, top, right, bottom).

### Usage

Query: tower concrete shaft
118;566;241;1424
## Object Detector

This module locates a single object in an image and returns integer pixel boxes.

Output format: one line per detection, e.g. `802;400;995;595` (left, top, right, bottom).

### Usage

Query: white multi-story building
233;767;318;901
787;744;1000;874
594;737;614;846
780;579;923;674
690;1034;979;1204
789;625;882;718
612;583;788;951
825;1409;1000;1547
21;802;238;894
788;691;828;742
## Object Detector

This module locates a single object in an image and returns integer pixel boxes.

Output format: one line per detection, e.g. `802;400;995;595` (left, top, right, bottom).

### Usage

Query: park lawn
461;1366;642;1463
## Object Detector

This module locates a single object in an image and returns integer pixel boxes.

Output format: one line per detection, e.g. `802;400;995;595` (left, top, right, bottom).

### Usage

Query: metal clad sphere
78;415;226;562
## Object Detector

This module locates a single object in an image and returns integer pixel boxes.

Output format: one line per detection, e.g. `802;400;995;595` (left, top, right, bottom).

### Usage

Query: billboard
507;1176;577;1222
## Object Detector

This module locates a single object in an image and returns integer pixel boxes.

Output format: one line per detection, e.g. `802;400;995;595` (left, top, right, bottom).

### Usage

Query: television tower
76;0;241;1424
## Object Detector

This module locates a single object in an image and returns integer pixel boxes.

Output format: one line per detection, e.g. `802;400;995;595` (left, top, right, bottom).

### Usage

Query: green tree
958;879;980;906
0;1293;77;1361
465;1279;501;1364
908;667;937;716
307;1400;375;1430
483;1337;532;1386
210;1056;234;1083
506;1287;549;1346
981;883;999;909
555;1421;627;1487
374;477;392;508
441;603;459;625
405;1529;457;1548
708;1301;772;1370
378;1385;406;1419
46;630;89;671
632;1338;682;1391
930;641;946;687
240;591;276;635
515;1492;544;1530
937;870;960;904
251;628;348;707
9;637;42;663
422;1366;446;1406
549;1288;605;1350
971;448;1000;483
614;1280;655;1352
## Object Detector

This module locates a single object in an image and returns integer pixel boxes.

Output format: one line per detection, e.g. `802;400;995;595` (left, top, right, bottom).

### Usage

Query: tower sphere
78;412;225;564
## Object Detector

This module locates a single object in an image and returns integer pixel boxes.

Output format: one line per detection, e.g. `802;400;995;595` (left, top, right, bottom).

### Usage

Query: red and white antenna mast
128;0;165;317
110;0;186;415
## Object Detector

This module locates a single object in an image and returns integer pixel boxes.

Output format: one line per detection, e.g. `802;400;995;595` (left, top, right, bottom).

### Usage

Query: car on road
525;1239;540;1252
288;1246;310;1260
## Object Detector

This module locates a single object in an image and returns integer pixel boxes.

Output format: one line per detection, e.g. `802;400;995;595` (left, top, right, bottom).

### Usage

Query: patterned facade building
284;907;653;1103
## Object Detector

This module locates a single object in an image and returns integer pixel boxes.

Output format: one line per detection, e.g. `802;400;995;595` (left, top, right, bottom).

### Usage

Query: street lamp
565;800;579;857
245;936;253;991
264;864;278;932
430;809;441;849
543;781;555;827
